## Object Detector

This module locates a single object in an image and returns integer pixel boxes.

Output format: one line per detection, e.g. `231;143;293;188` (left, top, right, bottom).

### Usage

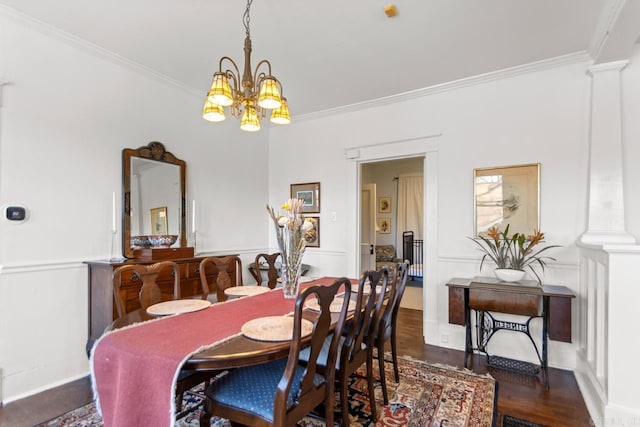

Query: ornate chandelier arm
253;59;274;92
218;56;241;93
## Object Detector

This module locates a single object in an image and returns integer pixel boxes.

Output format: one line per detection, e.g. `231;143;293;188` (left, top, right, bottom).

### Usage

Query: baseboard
574;353;606;426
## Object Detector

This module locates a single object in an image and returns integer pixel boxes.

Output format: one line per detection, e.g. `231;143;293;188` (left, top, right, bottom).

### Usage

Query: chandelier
202;0;290;132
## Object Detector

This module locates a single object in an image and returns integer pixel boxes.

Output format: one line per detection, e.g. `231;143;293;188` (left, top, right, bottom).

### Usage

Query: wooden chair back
112;260;180;318
346;270;386;360
386;260;410;332
199;255;243;302
274;277;352;426
331;269;388;425
252;252;281;289
199;277;351;427
373;261;410;404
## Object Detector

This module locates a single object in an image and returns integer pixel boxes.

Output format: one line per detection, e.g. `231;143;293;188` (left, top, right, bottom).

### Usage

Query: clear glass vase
281;260;302;299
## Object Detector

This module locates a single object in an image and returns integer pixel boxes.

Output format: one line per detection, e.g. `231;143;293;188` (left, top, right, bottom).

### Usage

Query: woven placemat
241;316;312;341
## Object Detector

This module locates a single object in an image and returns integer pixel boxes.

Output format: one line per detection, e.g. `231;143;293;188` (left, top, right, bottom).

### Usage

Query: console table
446;277;574;388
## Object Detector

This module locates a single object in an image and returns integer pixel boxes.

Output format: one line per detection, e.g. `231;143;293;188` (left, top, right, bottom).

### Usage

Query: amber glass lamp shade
257;77;282;109
270;97;290;125
202;99;226;122
207;73;233;107
240;103;260;132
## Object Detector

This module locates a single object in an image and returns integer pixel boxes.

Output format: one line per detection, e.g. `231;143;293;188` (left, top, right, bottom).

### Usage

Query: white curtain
396;173;424;253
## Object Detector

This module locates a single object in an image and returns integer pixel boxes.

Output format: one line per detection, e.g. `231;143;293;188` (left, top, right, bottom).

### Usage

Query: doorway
360;157;425;309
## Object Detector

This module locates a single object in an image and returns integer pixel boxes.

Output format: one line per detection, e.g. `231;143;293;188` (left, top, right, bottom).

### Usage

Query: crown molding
0;5;202;98
587;59;629;75
293;51;592;123
588;0;627;60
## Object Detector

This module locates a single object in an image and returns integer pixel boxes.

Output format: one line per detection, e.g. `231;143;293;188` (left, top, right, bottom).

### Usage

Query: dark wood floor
0;308;591;427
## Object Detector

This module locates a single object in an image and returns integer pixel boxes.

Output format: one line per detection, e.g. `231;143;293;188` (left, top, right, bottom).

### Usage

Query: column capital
587;60;629;76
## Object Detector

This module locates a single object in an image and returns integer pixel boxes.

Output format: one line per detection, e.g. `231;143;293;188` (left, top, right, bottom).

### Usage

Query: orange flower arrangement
470;224;560;282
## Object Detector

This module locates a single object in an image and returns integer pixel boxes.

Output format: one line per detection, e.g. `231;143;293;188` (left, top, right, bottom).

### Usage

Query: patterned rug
38;356;497;426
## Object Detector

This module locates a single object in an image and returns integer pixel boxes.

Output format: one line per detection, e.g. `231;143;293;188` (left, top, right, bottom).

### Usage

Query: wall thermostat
5;205;27;222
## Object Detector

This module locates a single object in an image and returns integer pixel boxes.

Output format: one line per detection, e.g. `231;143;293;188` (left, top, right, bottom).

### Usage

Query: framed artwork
378;217;391;234
150;206;168;235
304;216;320;248
378;196;391;213
474;163;540;237
290;182;321;213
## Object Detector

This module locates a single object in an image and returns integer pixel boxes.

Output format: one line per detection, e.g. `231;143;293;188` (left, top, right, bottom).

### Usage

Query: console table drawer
469;288;542;317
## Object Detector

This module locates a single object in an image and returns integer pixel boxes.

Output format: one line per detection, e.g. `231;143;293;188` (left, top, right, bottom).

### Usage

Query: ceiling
0;1;622;117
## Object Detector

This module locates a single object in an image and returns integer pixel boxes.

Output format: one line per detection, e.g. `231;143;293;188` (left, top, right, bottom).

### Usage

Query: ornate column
578;61;635;245
574;59;640;427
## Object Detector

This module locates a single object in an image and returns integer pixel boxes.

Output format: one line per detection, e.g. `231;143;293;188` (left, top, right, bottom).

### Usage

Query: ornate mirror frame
122;141;187;258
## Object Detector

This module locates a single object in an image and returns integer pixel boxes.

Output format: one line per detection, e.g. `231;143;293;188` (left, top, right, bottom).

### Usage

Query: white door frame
360;183;377;272
345;135;440;345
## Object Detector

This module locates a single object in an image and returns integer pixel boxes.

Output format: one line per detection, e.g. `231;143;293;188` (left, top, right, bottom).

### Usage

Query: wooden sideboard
84;255;238;353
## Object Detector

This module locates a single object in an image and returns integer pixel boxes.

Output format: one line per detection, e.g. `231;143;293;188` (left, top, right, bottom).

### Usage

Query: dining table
90;277;356;427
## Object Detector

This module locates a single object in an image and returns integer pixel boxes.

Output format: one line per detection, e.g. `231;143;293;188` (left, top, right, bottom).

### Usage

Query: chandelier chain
243;0;253;38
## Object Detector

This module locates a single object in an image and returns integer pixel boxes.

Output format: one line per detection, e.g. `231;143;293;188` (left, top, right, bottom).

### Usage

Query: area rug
38;356;497;426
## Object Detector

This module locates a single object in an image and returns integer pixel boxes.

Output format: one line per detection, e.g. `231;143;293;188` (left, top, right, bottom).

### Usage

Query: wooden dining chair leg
391;328;400;383
377;338;390;405
339;374;350;427
366;353;378;422
199;406;212;427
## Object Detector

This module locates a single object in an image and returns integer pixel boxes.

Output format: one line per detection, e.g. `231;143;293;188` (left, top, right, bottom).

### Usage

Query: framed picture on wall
290;182;320;213
473;163;540;237
304;216;320;247
378;196;391;213
378;217;391;234
150;206;168;235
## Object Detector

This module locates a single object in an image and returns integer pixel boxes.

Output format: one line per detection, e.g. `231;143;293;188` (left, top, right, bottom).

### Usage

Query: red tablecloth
90;277;343;427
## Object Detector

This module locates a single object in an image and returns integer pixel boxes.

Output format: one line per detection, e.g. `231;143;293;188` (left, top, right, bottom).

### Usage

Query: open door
360;183;376;273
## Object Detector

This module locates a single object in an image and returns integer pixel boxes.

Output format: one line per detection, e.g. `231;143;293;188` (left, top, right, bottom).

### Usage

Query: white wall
269;58;599;370
0;10;269;402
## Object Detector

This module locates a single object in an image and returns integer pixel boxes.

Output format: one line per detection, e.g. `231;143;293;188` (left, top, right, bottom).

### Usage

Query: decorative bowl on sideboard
148;234;178;248
130;235;152;249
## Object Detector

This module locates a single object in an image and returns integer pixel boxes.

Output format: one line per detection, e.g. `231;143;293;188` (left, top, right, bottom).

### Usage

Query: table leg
464;288;471;368
543;296;550;388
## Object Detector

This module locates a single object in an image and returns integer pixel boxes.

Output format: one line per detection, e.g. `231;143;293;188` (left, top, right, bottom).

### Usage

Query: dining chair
199;255;244;302
112;260;180;317
300;269;389;425
251;252;281;289
337;268;389;425
112;260;210;415
199;277;352;427
372;260;410;405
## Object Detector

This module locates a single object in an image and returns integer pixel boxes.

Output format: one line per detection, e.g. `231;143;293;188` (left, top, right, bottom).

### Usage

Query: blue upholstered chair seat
206;358;324;422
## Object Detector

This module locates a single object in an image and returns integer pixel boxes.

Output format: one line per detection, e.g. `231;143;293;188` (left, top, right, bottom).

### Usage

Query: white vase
494;268;525;282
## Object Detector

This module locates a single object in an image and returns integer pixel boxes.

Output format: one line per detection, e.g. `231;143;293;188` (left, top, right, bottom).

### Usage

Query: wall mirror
122;141;187;258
